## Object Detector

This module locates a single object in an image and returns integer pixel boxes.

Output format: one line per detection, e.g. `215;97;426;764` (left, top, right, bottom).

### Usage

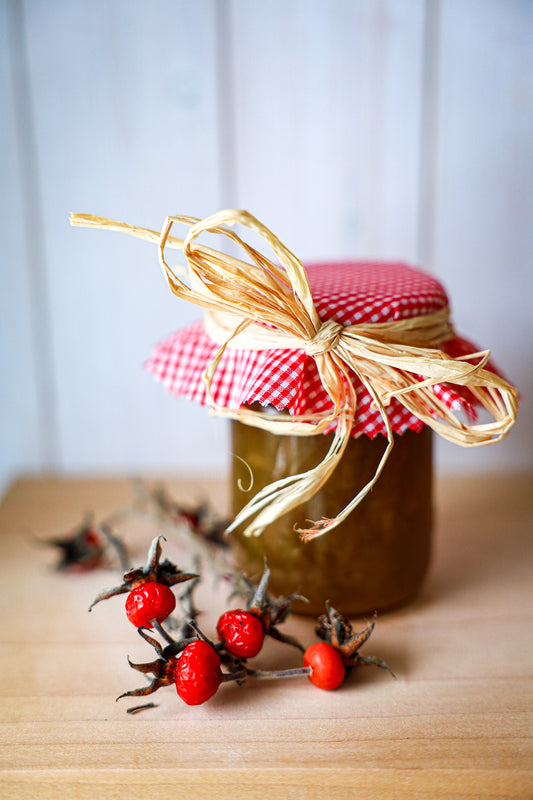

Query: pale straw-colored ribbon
70;209;518;541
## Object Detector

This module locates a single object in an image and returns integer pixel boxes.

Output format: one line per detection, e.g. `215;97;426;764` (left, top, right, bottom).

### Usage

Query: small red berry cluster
90;536;393;709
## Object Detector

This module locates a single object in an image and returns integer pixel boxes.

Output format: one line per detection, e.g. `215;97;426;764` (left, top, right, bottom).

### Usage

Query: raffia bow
70;209;518;541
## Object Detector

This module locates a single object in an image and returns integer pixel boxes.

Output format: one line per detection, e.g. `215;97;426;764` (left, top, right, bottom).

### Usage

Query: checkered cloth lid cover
144;260;488;438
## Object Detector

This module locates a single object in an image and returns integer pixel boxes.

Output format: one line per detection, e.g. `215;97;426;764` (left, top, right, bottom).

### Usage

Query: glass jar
230;414;432;616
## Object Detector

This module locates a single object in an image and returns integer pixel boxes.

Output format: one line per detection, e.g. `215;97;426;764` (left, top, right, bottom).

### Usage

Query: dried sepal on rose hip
117;628;193;700
315;602;395;677
117;655;176;701
116;626;197;702
88;535;197;628
164;566;203;641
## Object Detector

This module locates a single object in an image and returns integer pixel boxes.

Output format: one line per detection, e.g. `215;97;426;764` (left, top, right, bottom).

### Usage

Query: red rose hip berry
175;640;222;705
304;642;345;690
125;581;176;628
217;609;265;658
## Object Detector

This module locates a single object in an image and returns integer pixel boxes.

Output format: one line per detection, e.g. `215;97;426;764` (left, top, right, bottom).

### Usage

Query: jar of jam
75;208;517;616
230;411;432;616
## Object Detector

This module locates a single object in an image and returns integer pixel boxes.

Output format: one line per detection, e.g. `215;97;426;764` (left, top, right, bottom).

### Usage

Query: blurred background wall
1;0;532;497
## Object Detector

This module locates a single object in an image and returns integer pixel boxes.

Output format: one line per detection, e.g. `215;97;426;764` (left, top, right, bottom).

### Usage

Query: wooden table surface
0;473;531;799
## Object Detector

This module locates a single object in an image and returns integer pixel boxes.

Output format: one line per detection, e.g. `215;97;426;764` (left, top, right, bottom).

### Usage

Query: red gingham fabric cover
145;261;484;439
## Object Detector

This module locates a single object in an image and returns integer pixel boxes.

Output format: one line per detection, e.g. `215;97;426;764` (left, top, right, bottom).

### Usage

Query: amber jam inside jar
231;415;432;616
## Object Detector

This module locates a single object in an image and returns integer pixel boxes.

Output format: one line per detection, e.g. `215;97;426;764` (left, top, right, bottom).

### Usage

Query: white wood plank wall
1;0;532;496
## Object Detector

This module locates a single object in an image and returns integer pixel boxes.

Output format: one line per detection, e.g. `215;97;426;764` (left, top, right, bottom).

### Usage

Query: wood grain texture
0;474;531;798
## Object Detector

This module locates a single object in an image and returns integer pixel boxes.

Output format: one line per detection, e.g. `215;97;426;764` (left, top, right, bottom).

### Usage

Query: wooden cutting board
0;473;531;799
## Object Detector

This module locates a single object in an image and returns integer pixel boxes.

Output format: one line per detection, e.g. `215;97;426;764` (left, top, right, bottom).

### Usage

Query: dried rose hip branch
131;482;234;576
119;619;346;704
228;560;307;653
88;535;197;629
88;533;394;711
143;483;230;548
37;512;129;573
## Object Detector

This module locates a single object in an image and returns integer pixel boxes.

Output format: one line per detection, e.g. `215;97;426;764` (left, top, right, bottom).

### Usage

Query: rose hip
217;609;265;658
125;581;176;628
174;640;222;705
304;642;345;690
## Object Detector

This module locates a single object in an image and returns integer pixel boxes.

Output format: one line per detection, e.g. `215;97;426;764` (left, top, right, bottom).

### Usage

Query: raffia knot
305;320;344;356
